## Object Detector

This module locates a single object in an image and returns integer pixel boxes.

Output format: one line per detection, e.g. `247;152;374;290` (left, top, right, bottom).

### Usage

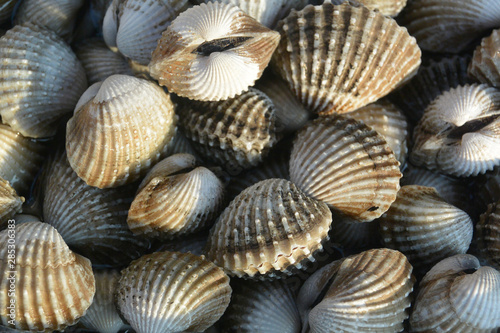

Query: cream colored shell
469;29;500;88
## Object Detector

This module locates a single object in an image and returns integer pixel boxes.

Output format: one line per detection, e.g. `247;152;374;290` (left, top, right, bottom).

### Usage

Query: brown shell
469;29;500;88
476;199;500;270
0;177;24;229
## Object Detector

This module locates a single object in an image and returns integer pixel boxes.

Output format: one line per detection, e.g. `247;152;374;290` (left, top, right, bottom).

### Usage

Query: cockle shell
469;29;500;88
116;251;232;333
149;2;280;101
0;177;23;228
411;83;500;177
289;115;402;222
0;221;95;332
271;1;421;115
476;199;500;270
297;248;414;333
473;166;500;215
410;254;500;332
0;24;88;138
206;178;333;279
66;74;177;188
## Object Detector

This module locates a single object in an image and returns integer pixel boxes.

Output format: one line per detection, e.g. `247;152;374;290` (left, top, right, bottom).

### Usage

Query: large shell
0;221;95;332
410;254;500;332
149;2;280;101
469;29;500;88
271;1;421;115
476;200;500;270
206;178;333;279
116;251;232;333
0;177;23;228
297;248;414;333
66;74;177;188
0;24;88;138
411;84;500;177
289;115;402;222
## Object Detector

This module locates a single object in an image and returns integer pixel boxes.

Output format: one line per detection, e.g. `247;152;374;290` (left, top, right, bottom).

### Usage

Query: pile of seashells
1;0;500;332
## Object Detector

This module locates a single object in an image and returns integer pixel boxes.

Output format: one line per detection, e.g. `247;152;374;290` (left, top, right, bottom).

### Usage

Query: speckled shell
102;0;190;65
66;74;177;188
116;251;232;333
411;84;500;177
127;153;226;239
399;0;500;53
206;178;332;279
179;88;278;174
0;24;88;138
289;115;402;222
0;221;95;332
476;200;500;270
410;254;500;332
149;2;280;101
0;177;23;228
272;2;421;115
297;248;414;333
469;29;500;88
379;185;473;273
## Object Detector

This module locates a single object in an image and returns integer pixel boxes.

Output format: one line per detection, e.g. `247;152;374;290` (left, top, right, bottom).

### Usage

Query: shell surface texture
0;177;23;228
469;28;500;88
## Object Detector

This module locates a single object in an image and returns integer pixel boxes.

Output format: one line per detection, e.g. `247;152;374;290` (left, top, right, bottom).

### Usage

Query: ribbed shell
410;254;500;332
379;185;473;273
0;24;88;138
206;178;332;279
289;115;402;222
469;29;500;88
66;74;177;188
0;222;95;332
399;0;500;53
149;2;280;101
356;0;407;16
0;177;23;228
271;2;421;115
297;248;414;333
477;200;500;270
116;251;232;333
411;84;500;177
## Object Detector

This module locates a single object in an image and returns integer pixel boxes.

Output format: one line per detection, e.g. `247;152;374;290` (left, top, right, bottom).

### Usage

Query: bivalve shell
476;199;500;270
0;177;23;228
469;29;500;88
355;0;407;17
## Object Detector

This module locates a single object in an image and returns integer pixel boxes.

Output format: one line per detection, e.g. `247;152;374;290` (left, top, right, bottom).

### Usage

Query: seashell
127;153;226;239
476;199;500;270
0;177;24;229
271;1;421;115
473;166;500;215
411;83;500;177
206;178;333;279
355;0;407;17
469;29;500;88
178;88;279;174
398;0;500;53
379;185;473;273
155;231;208;256
220;280;301;333
116;251;232;333
297;248;414;333
74;37;134;85
410;254;500;332
289;115;402;222
0;221;95;332
0;24;88;138
102;0;191;65
149;2;280;101
0;0;16;25
66;74;177;188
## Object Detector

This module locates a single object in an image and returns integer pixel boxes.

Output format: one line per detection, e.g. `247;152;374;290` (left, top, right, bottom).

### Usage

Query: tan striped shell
0;177;23;228
476;200;500;270
469;29;500;88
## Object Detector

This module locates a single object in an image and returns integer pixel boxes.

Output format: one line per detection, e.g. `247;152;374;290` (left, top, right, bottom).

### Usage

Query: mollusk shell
469;29;500;88
0;221;95;332
206;178;332;279
476;200;500;270
66;74;177;188
271;2;421;115
116;251;232;333
289;115;401;222
149;2;280;101
355;0;407;17
0;177;23;228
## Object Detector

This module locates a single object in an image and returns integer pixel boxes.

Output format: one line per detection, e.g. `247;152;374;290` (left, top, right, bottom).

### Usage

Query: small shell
272;2;421;115
0;24;88;138
149;2;280;101
116;251;232;333
206;178;333;279
476;200;500;270
289;115;402;222
410;254;500;332
411;84;500;177
0;221;95;332
469;29;500;88
66;74;177;188
0;177;24;228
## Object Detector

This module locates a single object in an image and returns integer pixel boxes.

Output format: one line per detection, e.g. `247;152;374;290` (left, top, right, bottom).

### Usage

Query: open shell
0;177;24;228
476;200;500;270
469;29;500;88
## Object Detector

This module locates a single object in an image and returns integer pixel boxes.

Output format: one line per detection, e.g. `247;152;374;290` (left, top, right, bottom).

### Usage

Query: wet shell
410;254;500;332
0;24;88;138
116;251;232;333
66;74;177;188
0;221;95;332
411;84;500;177
469;29;500;88
476;200;500;270
289;115;402;222
271;2;421;115
206;178;333;279
0;177;24;228
379;185;473;273
149;2;280;101
297;248;414;333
